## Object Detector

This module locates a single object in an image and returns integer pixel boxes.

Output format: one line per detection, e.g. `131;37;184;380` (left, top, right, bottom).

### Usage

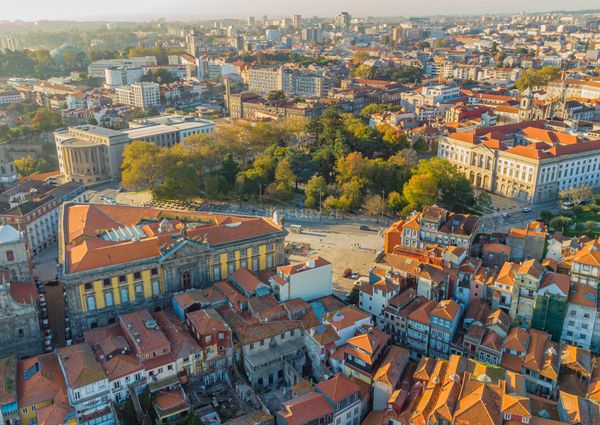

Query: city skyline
2;0;600;21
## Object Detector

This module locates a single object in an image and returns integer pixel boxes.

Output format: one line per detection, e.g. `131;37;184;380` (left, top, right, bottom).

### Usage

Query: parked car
522;207;532;213
359;225;371;231
501;212;510;219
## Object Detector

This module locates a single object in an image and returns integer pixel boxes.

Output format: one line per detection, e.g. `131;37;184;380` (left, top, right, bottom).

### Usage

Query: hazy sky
3;0;600;21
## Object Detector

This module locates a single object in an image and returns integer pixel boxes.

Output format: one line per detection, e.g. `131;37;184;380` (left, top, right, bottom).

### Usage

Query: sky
3;0;599;21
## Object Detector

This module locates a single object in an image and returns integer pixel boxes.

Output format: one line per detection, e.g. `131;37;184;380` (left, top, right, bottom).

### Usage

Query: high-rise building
266;28;282;43
248;16;255;26
302;28;320;42
335;12;351;31
247;66;326;98
186;27;201;57
293;14;302;28
115;82;160;109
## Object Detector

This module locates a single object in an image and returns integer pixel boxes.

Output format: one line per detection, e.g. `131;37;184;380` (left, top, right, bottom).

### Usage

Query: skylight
101;225;147;242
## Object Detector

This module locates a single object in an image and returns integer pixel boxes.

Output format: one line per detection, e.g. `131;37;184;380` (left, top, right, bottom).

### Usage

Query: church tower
519;87;533;120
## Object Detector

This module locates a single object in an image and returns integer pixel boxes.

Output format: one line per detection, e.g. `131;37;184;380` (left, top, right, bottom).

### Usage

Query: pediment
158;238;212;262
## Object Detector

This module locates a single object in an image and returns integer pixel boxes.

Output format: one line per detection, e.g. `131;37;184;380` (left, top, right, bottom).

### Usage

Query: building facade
115;82;160;109
58;204;287;337
439;121;600;203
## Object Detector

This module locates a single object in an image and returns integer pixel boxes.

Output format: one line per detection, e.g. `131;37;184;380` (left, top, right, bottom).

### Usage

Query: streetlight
319;191;323;223
381;190;385;224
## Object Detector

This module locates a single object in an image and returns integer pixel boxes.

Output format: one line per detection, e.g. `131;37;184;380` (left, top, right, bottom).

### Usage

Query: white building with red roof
439;120;600;203
270;256;332;302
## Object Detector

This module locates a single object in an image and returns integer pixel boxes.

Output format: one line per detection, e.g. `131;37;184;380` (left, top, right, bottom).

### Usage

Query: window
152;280;160;296
213;265;221;281
117;284;130;303
151;268;158;276
118;275;127;284
103;278;111;287
87;295;96;311
134;285;144;301
5;250;14;262
182;271;192;289
134;271;142;280
84;282;93;291
104;291;114;307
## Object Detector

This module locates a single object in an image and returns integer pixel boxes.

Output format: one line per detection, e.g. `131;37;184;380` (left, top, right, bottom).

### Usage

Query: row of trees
515;66;562;92
0;44;182;79
122;104;475;217
0;105;63;143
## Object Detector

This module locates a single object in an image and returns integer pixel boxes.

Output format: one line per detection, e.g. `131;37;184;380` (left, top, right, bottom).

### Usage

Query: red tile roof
62;204;283;273
315;374;360;403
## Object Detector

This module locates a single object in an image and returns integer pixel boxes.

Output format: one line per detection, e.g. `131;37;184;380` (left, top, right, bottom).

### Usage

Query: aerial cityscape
0;2;600;425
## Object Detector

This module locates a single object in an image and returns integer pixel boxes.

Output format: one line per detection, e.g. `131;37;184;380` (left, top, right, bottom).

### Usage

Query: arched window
5;250;14;262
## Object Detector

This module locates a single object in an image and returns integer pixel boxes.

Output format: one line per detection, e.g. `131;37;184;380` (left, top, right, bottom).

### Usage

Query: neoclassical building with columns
58;203;287;337
438;120;600;203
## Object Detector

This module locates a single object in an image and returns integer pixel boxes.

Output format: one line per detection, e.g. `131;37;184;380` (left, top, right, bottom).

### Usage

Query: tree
325;178;363;212
583;221;597;234
359;104;390;121
403;174;438;210
14;155;52;176
352;50;370;64
560;185;592;206
549;216;573;232
154;162;200;200
219;154;240;190
272;158;295;200
389;149;419;168
346;285;359;305
387;191;407;214
351;64;374;79
516;66;561;92
540;210;554;224
121;141;167;190
144;68;178;84
31;108;62;131
476;191;492;210
411;158;475;211
267;90;286;101
305;175;328;209
412;138;429;153
363;194;386;222
236;155;276;197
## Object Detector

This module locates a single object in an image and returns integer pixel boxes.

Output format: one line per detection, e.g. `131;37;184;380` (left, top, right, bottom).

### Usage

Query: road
479;202;559;233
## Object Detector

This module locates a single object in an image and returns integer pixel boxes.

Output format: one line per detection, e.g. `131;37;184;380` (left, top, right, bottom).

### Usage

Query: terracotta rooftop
62;203;283;273
57;342;106;389
17;353;67;407
278;391;334;425
316;373;361;403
